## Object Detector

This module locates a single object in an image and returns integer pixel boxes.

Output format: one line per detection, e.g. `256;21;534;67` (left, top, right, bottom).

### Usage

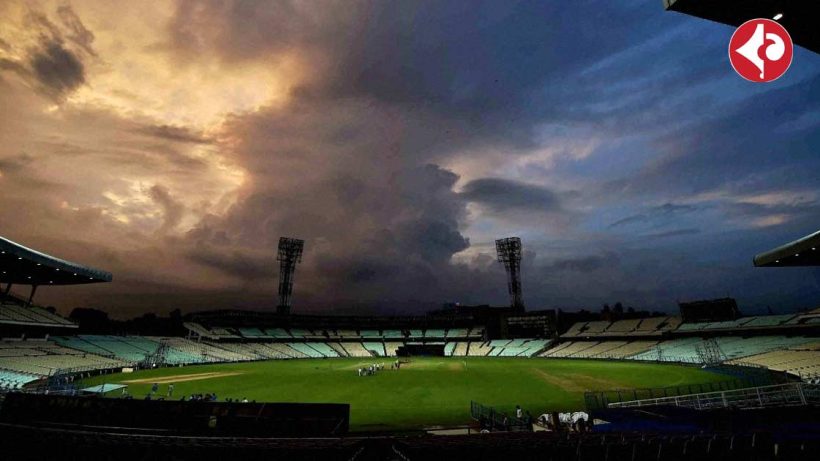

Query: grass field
82;357;725;432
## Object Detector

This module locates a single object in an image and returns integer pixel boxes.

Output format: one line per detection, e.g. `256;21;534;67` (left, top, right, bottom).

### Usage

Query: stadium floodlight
276;237;305;315
495;237;525;311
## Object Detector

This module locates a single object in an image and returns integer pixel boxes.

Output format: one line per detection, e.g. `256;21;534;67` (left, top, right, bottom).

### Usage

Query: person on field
515;405;522;419
151;383;158;395
168;383;174;397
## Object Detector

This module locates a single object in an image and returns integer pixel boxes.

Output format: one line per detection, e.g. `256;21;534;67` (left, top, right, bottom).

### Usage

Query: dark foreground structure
1;421;818;461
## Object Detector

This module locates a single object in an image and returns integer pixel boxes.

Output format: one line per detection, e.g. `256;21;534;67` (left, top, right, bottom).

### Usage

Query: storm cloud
0;1;818;317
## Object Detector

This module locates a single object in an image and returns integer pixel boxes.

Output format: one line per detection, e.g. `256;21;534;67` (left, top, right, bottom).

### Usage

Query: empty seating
452;342;469;356
360;330;382;339
424;329;446;338
341;342;372;358
383;342;403;356
306;342;341;358
264;328;292;339
467;341;493;356
541;341;600;357
446;328;469;338
286;342;324;358
362;342;385;356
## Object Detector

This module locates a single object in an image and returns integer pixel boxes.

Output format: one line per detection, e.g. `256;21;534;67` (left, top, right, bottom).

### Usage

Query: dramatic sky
1;1;819;318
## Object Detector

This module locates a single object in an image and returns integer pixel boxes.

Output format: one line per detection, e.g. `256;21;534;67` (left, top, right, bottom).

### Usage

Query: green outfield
82;357;725;431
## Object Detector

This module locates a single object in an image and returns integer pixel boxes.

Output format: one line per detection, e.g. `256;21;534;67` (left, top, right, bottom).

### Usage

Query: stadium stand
265;328;292;339
541;341;600;357
0;302;77;327
453;342;469;356
0;339;127;377
383;342;403;356
383;329;404;339
600;319;640;336
362;342;385;357
424;329;446;338
467;341;492;356
341;342;371;358
360;330;381;339
306;342;341;358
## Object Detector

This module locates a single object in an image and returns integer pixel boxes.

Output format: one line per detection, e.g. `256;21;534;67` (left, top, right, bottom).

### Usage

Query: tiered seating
383;329;404;339
157;338;252;363
496;339;529;357
288;329;310;339
0;340;128;376
0;369;39;389
561;322;587;338
328;342;349;357
631;316;680;336
182;322;220;339
360;330;382;339
308;342;341;358
562;341;628;358
0;303;75;326
445;328;468;338
581;321;610;335
742;314;795;328
208;327;239;339
341;342;372;357
630;337;703;363
362;342;385;356
444;343;456;356
595;340;657;359
540;341;600;357
287;342;324;358
265;328;292;339
487;339;510;356
520;339;549;356
407;329;423;340
467;327;485;339
467;341;493;356
237;327;266;338
383;342;403;356
270;343;307;358
337;330;359;339
53;336;117;357
601;319;640;335
628;336;816;364
453;342;469;356
731;349;820;377
424;329;446;338
77;335;157;361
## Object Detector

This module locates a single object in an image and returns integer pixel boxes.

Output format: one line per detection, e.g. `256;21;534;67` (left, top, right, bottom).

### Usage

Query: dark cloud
136;124;213;144
460;178;564;213
148;185;185;233
29;40;85;97
609;203;698;228
186;246;274;281
56;4;97;57
0;6;95;100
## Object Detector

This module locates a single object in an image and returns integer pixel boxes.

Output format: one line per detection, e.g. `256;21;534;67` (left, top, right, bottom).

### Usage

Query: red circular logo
729;18;793;82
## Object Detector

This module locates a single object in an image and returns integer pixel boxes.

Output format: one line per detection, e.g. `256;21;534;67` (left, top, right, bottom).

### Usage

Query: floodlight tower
495;237;524;311
276;237;304;315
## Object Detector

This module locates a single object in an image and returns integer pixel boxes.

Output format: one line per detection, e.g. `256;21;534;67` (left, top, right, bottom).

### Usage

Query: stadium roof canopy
664;0;820;54
0;236;112;286
753;230;820;267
